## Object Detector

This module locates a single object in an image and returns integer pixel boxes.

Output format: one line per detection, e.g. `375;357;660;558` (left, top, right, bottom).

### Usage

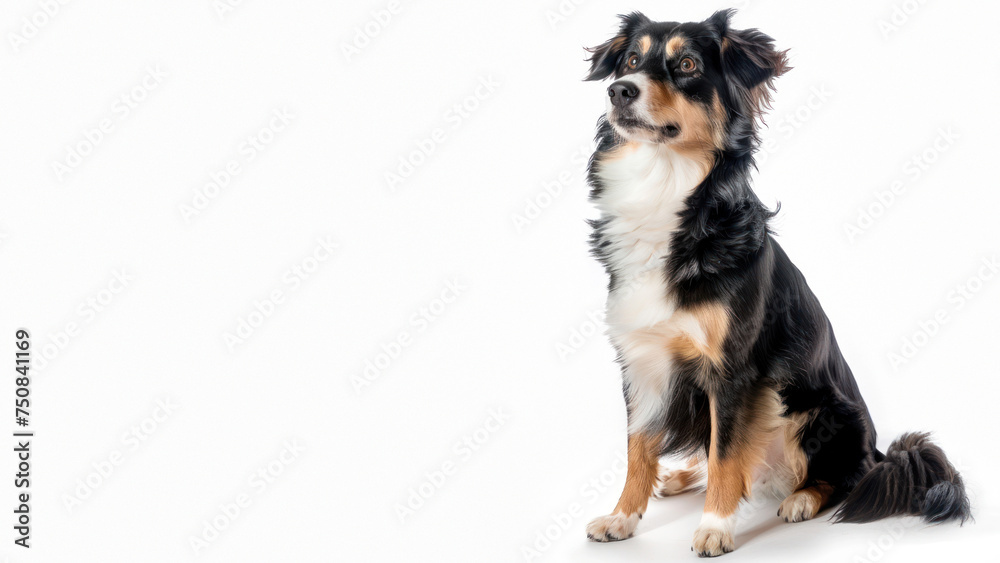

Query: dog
581;9;970;557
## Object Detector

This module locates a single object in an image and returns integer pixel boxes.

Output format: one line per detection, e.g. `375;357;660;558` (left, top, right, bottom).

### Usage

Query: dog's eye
679;58;697;72
626;54;639;69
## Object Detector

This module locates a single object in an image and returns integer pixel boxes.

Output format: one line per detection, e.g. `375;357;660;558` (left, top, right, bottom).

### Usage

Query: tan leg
586;431;663;542
778;482;834;522
691;388;784;556
691;449;752;556
692;396;761;557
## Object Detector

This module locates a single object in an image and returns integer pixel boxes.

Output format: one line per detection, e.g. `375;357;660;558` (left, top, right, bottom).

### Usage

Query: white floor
540;484;992;562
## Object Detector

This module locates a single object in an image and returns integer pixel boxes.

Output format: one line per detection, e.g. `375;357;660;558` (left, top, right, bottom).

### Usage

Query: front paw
691;526;734;557
586;512;639;542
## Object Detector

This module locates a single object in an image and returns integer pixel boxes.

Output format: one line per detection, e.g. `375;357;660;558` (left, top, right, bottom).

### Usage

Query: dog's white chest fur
594;142;709;432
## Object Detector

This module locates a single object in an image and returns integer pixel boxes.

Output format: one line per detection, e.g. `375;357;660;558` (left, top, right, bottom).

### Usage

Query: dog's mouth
660;124;681;138
613;114;650;130
610;112;681;140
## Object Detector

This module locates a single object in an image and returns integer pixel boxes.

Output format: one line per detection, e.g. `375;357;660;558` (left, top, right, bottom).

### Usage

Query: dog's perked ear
584;12;650;81
707;9;790;118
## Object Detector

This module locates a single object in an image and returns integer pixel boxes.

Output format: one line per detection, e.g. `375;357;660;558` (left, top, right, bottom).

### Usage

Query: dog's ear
584;12;650;81
707;9;790;117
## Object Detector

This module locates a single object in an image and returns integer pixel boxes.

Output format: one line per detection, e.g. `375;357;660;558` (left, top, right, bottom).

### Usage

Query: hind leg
778;398;872;523
778;482;834;522
655;456;705;498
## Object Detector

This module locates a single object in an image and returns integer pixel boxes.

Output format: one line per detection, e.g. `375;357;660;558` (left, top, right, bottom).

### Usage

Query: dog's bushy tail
833;432;971;524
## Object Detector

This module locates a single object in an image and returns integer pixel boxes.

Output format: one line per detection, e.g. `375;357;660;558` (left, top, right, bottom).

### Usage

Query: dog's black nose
608;81;639;107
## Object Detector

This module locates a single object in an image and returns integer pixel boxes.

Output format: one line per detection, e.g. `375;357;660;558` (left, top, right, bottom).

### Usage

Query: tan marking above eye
665;35;686;58
680;58;697;72
638;35;651;55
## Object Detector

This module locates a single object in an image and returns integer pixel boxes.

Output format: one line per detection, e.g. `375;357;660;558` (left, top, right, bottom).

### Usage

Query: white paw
691;526;734;557
586;512;639;542
777;490;820;523
654;466;702;498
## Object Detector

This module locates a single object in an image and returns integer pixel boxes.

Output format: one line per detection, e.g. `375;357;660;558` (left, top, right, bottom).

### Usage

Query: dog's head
585;9;788;152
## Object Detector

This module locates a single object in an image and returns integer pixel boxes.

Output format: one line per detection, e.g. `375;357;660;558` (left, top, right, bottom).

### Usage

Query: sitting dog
581;9;970;557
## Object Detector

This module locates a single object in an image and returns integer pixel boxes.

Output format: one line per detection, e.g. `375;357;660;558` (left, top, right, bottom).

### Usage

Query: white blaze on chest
595;142;711;432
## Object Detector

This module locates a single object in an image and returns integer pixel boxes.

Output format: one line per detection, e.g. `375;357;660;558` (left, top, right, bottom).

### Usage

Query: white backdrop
1;0;997;561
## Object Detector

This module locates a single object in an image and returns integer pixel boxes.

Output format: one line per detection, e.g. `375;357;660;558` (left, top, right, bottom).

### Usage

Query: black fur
585;8;970;529
834;432;972;524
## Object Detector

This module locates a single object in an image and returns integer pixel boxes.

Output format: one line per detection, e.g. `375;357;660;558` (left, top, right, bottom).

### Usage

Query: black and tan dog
582;9;970;557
